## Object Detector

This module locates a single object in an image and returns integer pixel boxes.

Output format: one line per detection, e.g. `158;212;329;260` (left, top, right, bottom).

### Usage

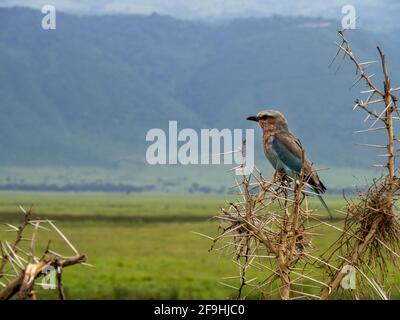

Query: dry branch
207;145;331;300
321;30;400;300
0;206;86;300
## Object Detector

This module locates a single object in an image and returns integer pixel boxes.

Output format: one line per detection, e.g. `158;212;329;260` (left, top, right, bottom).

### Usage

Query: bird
247;109;332;219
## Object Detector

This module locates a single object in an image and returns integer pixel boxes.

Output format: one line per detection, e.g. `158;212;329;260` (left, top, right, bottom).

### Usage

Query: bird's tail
307;175;332;220
315;191;333;220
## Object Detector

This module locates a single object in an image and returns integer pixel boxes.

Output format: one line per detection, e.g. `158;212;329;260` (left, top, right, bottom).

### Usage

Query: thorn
355;126;386;133
357;144;386;148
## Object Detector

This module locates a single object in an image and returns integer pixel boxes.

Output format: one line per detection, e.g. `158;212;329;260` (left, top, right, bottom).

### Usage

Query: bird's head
247;110;289;132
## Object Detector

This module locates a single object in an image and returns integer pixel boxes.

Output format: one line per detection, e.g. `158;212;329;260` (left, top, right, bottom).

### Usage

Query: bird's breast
262;133;280;168
263;132;274;151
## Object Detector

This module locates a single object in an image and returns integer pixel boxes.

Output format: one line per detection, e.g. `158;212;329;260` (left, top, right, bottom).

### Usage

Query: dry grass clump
321;176;400;298
347;178;400;263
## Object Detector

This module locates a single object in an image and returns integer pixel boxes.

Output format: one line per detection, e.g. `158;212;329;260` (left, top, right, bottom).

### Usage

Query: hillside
0;7;399;190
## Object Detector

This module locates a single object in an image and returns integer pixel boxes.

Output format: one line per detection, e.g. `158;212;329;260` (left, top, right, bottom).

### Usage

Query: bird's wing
273;132;326;194
272;132;304;173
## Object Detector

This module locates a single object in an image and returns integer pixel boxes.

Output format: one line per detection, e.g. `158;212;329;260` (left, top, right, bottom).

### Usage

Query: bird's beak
246;116;259;122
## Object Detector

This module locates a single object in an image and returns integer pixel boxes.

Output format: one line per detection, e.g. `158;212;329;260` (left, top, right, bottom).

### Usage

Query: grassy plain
0;193;398;299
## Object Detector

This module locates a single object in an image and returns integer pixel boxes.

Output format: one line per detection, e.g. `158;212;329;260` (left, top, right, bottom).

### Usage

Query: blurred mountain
2;1;400;33
0;7;399;172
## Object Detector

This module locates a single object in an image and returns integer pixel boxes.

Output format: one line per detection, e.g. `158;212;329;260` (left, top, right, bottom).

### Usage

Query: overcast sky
0;0;399;30
0;0;392;17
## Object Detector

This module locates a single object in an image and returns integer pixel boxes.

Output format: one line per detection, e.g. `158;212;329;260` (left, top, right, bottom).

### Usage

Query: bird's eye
260;115;269;120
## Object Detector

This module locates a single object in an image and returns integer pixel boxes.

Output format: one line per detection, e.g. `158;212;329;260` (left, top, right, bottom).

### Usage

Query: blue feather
272;137;302;173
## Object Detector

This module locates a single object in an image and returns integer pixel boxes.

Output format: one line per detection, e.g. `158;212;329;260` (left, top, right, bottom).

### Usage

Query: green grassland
0;193;398;299
0;192;229;220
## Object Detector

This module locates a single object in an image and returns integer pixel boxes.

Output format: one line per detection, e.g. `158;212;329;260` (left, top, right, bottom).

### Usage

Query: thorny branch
0;206;86;300
321;30;400;300
205;143;332;300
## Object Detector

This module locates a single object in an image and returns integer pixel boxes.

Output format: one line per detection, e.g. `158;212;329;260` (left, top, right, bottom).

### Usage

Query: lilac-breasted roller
247;110;332;219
